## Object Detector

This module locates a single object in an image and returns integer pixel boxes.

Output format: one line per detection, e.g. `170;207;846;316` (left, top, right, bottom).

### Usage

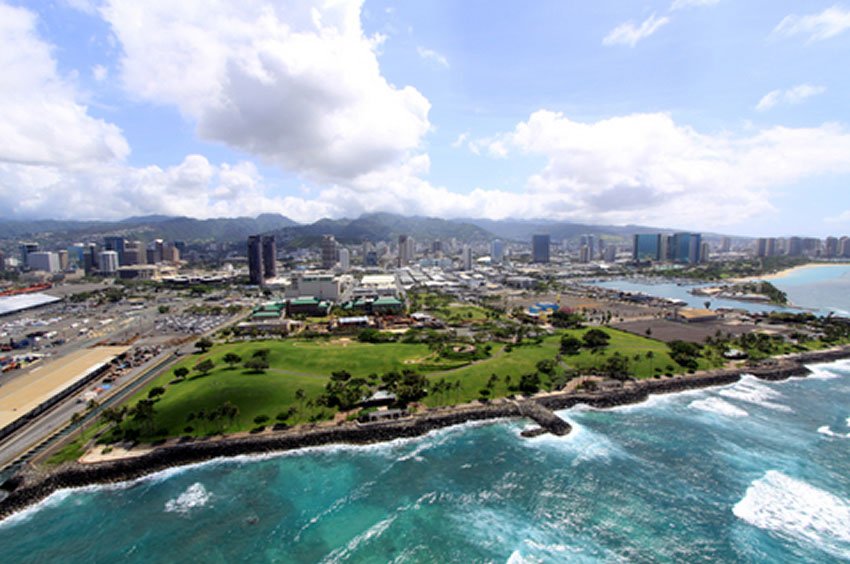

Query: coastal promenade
1;345;848;520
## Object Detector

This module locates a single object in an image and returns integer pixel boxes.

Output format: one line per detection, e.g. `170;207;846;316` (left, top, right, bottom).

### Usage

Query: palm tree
70;411;84;439
645;351;655;375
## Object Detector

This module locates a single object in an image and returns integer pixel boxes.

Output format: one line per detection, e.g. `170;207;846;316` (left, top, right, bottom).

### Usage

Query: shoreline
1;346;849;521
735;262;850;283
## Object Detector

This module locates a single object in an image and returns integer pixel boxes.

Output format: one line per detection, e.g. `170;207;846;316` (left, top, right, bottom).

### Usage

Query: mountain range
0;213;736;250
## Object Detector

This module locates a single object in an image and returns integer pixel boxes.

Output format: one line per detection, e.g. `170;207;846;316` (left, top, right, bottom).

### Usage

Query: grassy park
75;326;731;447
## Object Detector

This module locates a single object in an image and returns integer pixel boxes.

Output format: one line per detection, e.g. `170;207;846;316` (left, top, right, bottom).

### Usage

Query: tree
243;358;269;373
195;359;215;376
536;359;556;374
173;366;189;380
223;352;242;368
646;351;655;374
582;329;611;350
295;388;306;407
252;348;271;359
518;373;541;394
560;335;582;356
645;328;652;337
551;310;585;329
147;386;166;400
604;353;631;381
393;370;428;404
130;399;157;436
70;411;85;438
195;337;213;354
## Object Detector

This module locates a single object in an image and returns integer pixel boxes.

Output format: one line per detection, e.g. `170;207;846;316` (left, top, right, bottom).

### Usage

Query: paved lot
613;318;759;343
0;346;128;428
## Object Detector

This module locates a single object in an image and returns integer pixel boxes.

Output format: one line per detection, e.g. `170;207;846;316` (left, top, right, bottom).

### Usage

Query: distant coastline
1;345;849;522
746;262;850;282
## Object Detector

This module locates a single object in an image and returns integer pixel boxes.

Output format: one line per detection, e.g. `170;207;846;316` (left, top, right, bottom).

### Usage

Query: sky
1;1;850;237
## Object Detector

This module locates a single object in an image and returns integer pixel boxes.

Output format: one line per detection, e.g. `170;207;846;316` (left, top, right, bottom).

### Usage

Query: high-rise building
671;233;702;264
57;250;69;271
431;240;443;254
321;235;337;270
84;243;99;275
603;245;616;263
700;242;710;263
840;237;850;258
104;236;126;266
28;251;60;273
124;241;145;265
579;245;591;263
365;250;378;267
490;239;505;264
633;234;662;261
0;250;4;271
787;237;803;257
262;236;276;278
338;248;350;271
825;237;839;258
720;237;732;253
461;245;473;271
398;235;414;266
98;251;119;274
532;234;550;263
247;235;264;285
67;244;85;268
19;242;39;268
579;235;597;260
756;238;777;258
162;243;181;265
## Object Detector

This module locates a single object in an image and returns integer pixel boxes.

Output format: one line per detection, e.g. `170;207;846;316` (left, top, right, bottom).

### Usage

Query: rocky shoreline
1;346;848;521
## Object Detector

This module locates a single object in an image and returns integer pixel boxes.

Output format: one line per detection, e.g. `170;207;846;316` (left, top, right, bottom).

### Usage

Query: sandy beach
731;262;850;283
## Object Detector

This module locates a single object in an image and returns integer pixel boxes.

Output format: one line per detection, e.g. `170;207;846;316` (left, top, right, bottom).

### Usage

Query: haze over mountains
0;213;734;247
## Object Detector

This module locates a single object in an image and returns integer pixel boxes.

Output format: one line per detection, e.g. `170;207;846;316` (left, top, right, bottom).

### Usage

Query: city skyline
2;1;850;237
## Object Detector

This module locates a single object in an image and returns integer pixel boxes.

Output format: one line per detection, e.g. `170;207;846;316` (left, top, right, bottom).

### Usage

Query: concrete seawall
1;345;848;520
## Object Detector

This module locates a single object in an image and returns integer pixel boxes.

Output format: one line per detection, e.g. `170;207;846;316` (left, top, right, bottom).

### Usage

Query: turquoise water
2;361;850;562
593;264;850;316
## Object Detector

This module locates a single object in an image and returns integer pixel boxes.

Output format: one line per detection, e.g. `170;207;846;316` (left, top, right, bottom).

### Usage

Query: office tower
247;235;264;285
262;236;276;278
603;245;616;262
162;243;181;264
27;251;60;273
579;245;590;263
174;241;187;255
700;242;710;263
671;233;702;264
98;251;119;274
633;234;662;261
57;250;69;271
365;250;378;267
431;240;443;254
580;234;596;259
398;235;414;266
84;243;98;275
532;234;550;263
321;235;337;270
338;248;350;271
104;236;126;265
67;244;85;268
19;242;39;268
721;237;731;253
123;241;145;265
490;239;505;264
461;245;473;271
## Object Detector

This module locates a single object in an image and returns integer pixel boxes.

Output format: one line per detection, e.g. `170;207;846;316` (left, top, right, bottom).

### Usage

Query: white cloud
463;110;850;227
451;132;468;148
101;0;431;183
0;3;128;167
92;64;108;81
825;209;850;223
603;13;670;47
774;6;850;42
756;84;826;111
416;46;449;68
671;0;720;10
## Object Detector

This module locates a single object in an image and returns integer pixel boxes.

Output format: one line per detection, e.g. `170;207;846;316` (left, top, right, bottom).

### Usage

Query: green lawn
114;328;724;441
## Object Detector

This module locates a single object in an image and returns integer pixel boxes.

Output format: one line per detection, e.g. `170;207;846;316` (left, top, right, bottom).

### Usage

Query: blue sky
2;0;850;237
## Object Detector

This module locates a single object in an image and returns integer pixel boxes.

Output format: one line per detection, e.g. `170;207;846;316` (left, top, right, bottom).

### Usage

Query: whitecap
733;470;850;558
719;377;793;413
806;359;850;380
817;426;850;439
164;482;211;514
689;397;749;418
521;417;628;466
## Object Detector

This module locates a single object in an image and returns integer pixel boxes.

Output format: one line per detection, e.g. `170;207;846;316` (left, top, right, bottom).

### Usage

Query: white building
461;245;473;271
98;250;119;274
286;271;352;301
354;274;399;298
338;248;350;271
27;251;60;273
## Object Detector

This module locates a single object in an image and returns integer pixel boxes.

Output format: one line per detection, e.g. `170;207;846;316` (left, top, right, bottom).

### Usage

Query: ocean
1;362;849;562
592;263;850;316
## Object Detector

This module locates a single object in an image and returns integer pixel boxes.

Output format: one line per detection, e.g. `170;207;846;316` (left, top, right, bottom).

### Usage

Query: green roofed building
286;296;332;317
371;296;404;315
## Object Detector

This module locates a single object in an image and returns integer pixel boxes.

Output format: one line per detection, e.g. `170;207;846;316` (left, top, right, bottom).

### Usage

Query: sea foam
164;482;211;514
733;471;850;558
719;377;793;413
689;397;749;418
